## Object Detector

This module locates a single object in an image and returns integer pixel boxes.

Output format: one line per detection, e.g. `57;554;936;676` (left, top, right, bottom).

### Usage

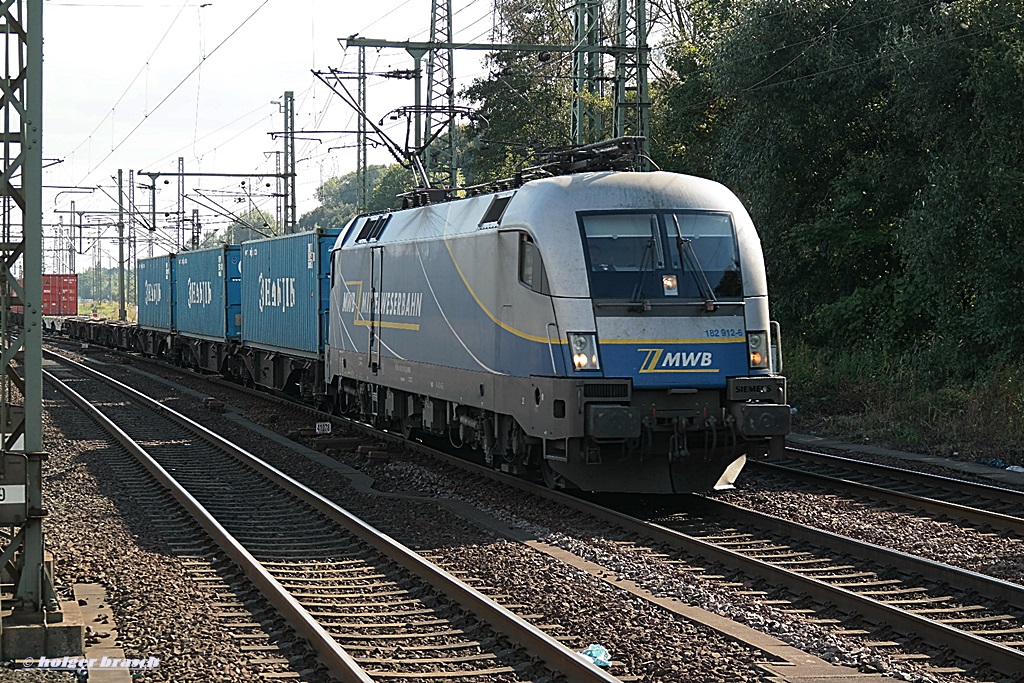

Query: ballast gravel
38;385;294;683
46;351;1017;683
717;477;1024;584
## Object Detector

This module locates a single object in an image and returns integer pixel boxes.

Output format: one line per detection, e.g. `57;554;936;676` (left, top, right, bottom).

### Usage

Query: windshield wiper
672;215;717;310
629;233;656;311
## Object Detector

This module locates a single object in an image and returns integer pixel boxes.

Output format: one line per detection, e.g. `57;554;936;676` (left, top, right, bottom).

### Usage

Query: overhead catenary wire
72;0;274;188
54;0;607;247
61;0;193;165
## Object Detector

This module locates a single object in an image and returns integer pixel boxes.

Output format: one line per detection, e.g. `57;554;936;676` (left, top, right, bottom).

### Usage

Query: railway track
270;395;1024;679
47;341;1023;680
381;451;1024;679
748;447;1024;536
644;498;1024;674
44;350;617;683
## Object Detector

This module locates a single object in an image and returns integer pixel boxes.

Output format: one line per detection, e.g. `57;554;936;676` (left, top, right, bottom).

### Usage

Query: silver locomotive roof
334;170;769;299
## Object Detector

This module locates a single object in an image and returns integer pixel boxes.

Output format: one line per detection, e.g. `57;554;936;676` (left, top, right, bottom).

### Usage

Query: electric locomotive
325;169;789;493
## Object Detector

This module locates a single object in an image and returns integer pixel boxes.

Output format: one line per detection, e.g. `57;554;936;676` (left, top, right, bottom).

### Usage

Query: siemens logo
735;384;772;394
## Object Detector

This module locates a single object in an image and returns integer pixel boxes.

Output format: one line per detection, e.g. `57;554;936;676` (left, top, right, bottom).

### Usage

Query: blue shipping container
136;254;175;331
240;228;340;356
174;246;242;341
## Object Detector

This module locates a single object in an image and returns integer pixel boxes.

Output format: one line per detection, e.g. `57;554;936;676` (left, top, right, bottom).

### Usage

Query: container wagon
173;245;241;372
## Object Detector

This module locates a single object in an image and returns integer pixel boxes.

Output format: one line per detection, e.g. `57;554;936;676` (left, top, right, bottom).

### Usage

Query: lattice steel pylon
614;0;650;167
572;0;603;145
0;0;53;621
426;0;456;187
282;91;296;233
344;0;651;177
177;157;185;249
356;47;368;212
129;169;139;299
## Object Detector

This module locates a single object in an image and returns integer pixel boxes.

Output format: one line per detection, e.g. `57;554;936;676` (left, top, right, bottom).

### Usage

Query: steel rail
564;496;1024;677
49;343;1024;675
43;366;374;683
781;446;1024;506
374;442;1024;677
749;458;1024;537
690;497;1024;608
143;352;1024;675
44;350;618;683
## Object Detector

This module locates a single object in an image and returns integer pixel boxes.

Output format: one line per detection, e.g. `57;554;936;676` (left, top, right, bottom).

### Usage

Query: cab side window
519;235;549;294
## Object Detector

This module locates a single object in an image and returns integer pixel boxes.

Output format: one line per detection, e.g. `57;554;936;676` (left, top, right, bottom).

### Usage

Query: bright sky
43;0;495;267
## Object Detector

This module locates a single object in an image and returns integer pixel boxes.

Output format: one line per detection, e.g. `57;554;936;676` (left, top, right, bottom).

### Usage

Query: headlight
568;332;601;371
662;275;678;296
748;331;769;369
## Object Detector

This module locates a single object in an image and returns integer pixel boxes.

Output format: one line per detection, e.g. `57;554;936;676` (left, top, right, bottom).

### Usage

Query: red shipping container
41;274;78;316
14;275;79;316
17;274;80;316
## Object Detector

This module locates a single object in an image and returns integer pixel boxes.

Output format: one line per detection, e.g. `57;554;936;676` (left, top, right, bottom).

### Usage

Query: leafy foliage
297;165;389;231
884;1;1024;374
297;0;1024;390
654;0;1024;381
77;266;121;303
461;0;577;182
297;164;417;230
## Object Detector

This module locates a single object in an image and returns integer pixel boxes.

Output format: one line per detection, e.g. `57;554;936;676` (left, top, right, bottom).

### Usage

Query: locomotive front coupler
668;417;690;463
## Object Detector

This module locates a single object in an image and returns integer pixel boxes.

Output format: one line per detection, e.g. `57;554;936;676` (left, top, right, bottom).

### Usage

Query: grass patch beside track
786;341;1024;465
79;299;137;321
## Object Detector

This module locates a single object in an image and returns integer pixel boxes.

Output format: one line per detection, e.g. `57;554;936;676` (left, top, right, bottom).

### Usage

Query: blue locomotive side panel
331;202;563;381
174;246;241;341
241;229;340;356
136;254;175;331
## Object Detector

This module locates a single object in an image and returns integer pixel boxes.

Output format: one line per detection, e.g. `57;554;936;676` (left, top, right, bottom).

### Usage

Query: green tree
365;164;418;212
884;0;1024;374
649;0;747;174
297;164;418;226
654;0;1024;379
297;165;390;230
462;0;576;183
665;0;935;352
77;266;119;302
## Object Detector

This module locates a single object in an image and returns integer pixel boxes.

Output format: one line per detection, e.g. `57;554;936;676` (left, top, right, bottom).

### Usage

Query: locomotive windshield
580;211;743;301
